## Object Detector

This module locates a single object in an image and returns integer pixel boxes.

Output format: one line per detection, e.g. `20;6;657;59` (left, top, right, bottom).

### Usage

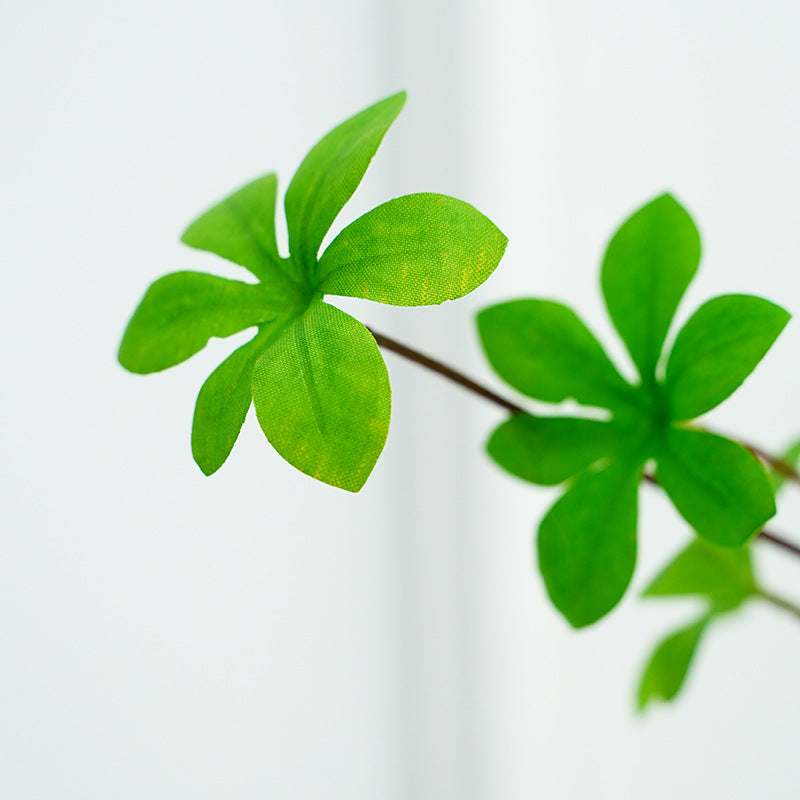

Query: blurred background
2;1;800;797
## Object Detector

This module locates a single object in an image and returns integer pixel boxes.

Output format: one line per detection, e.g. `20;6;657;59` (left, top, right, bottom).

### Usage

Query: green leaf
537;461;640;627
770;435;800;493
191;328;286;475
637;616;710;711
664;294;789;421
643;538;756;612
655;428;775;546
477;300;636;410
317;193;507;305
181;174;299;287
251;299;391;492
118;272;287;374
285;92;406;276
601;194;701;381
487;415;620;486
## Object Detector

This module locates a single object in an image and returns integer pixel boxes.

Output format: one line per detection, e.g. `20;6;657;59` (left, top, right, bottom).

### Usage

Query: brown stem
370;328;800;561
756;589;800;621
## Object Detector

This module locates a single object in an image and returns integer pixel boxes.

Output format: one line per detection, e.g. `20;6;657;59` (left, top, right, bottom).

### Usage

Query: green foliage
643;538;756;612
637;538;757;710
655;429;776;547
769;435;800;493
478;194;788;627
537;461;640;627
119;92;507;490
664;294;790;420
637;616;710;711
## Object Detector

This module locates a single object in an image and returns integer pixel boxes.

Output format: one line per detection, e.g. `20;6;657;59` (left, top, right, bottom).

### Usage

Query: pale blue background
2;1;800;797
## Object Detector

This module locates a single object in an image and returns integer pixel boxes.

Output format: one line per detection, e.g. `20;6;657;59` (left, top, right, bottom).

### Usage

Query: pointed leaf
285;92;406;275
118;272;286;374
770;435;800;493
644;538;756;612
317;193;507;305
192;327;288;475
488;415;621;486
477;300;636;410
181;174;298;287
251;300;391;492
538;461;640;628
664;294;789;421
655;428;775;546
637;616;710;711
601;194;701;381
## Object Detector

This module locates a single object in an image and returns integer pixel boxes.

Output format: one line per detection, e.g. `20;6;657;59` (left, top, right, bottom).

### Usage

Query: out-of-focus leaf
655;428;775;546
318;193;507;305
477;299;636;410
636;616;710;711
769;435;800;494
487;415;620;486
601;194;701;381
537;461;640;627
118;272;288;373
285;92;406;274
643;538;756;612
664;294;789;421
251;300;391;492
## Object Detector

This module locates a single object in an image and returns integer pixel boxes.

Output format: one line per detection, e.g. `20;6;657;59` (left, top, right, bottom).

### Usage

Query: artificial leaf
192;329;284;475
318;193;507;305
477;299;636;410
487;415;621;486
285;92;406;275
770;435;800;493
118;272;286;374
636;616;709;711
537;461;640;628
643;538;756;612
601;194;701;381
251;299;391;492
664;294;789;421
655;428;775;546
181;174;298;286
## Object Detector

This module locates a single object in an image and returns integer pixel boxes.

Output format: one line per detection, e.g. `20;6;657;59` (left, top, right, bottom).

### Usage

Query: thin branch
370;328;800;562
368;329;525;415
741;441;800;487
756;589;800;621
758;529;800;558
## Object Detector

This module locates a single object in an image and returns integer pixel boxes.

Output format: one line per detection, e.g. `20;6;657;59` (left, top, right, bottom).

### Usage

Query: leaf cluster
119;93;507;491
478;195;789;627
637;440;800;709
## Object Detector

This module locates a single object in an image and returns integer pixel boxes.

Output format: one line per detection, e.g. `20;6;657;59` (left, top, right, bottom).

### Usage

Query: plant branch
369;329;525;414
370;327;800;561
756;589;800;621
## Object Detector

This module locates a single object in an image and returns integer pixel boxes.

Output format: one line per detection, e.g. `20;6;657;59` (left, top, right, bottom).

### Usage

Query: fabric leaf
251;300;391;492
487;415;620;486
118;272;287;374
285;92;406;275
537;461;640;628
636;616;710;711
601;194;701;381
477;299;636;410
655;428;775;546
643;538;756;612
181;174;297;286
191;329;285;476
664;294;789;421
317;193;507;305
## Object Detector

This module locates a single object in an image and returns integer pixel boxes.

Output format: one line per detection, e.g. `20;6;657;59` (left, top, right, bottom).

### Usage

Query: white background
2;1;800;797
